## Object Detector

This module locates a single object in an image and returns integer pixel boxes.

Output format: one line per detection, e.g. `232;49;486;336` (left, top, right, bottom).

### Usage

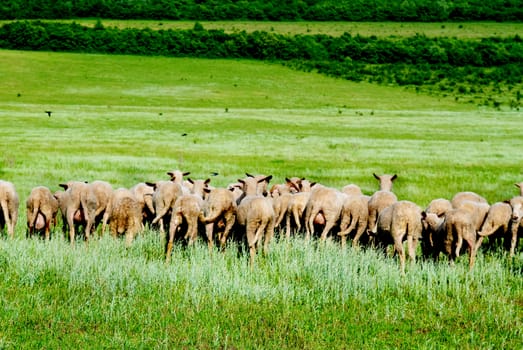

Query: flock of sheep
0;171;522;270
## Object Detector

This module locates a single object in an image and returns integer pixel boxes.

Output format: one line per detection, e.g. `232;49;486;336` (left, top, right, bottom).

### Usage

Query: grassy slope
3;19;522;38
0;49;522;348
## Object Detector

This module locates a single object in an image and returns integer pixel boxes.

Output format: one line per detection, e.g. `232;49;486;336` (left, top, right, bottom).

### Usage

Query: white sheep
236;176;275;267
146;180;184;234
130;182;156;226
420;211;446;260
425;198;453;217
166;178;211;262
284;179;316;238
451;191;488;209
444;201;489;269
373;200;423;273
337;194;369;248
102;188;143;247
303;184;346;241
199;187;237;252
475;201;512;252
271;178;301;233
0;180;19;239
367;173;398;239
58;181;98;245
508;196;523;257
26;186;59;240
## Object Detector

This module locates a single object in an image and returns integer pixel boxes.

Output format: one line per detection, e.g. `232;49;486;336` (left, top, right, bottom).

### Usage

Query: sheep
425;198;453;217
444;208;478;269
166;179;211;262
451;191;488;209
89;180;113;226
58;181;98;245
129;182;155;226
236;176;275;267
271;178;301;234
475;201;512;252
146;180;184;234
367;191;397;236
245;173;272;197
284;179;316;238
373;173;397;191
341;184;363;196
367;173;398;239
337;194;369;248
102;188;143;247
515;182;523;196
26;186;59;240
0;180;19;238
166;169;191;194
508;196;523;257
420;199;452;261
420;211;446;260
199;187;237;252
303;185;346;241
443;201;489;269
372;200;423;273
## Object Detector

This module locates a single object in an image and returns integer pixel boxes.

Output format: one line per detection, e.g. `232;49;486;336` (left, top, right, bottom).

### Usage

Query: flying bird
45;111;52;117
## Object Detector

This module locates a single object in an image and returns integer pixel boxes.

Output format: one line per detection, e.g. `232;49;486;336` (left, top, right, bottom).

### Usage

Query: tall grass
0;49;522;348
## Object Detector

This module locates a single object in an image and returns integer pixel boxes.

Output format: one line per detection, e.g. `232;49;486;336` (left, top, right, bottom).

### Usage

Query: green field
3;19;522;38
0;49;522;348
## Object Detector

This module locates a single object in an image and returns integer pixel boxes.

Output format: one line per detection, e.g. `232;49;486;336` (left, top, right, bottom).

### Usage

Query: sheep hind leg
393;237;406;273
220;215;235;252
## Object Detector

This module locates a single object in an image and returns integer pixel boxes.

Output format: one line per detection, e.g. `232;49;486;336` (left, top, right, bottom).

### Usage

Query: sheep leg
466;238;477;270
393;237;406;273
509;222;519;257
1;200;14;238
285;210;292;239
204;222;214;252
44;216;51;241
186;216;198;246
66;208;76;245
165;223;177;264
352;221;368;248
220;215;236;251
263;220;275;256
407;234;417;265
319;218;336;241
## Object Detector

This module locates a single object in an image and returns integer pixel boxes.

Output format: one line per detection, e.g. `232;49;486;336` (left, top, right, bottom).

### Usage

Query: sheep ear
421;211;427;219
204;188;211;193
204;178;211;185
145;182;156;189
166;172;173;176
245;173;254;178
515;183;521;189
238;179;245;184
263;175;273;183
373;173;380;180
310;182;317;187
59;183;68;190
187;178;194;184
391;174;398;181
285;177;291;183
183;172;191;176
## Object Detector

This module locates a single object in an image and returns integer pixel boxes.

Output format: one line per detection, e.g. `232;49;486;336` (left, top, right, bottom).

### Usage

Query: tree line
0;20;521;108
1;0;522;22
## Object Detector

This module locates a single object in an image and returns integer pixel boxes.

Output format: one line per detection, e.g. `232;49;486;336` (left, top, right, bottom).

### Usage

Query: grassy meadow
3;19;522;39
0;48;522;348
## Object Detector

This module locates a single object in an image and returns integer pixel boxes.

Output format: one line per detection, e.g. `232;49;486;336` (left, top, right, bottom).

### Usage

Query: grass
0;49;522;348
3;19;522;39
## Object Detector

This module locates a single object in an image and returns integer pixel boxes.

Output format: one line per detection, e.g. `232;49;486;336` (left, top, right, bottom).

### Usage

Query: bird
45;111;52;117
181;133;187;137
210;172;219;176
